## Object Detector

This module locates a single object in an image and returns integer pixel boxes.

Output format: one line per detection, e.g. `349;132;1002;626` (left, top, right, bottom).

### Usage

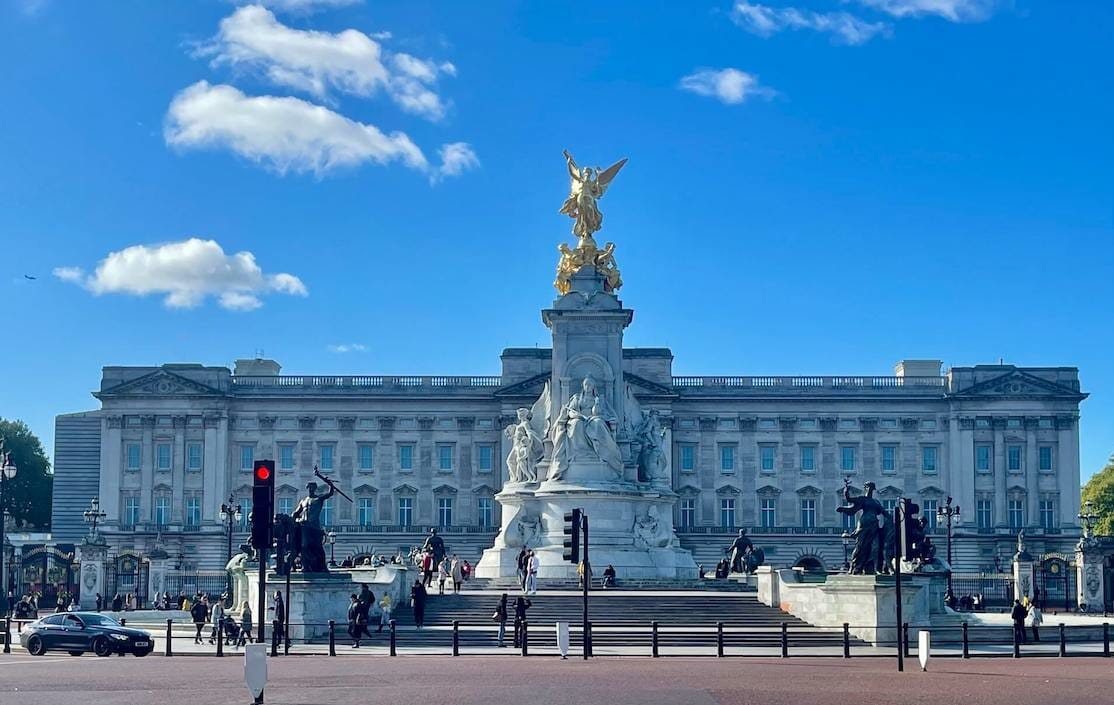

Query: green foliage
0;419;53;529
1081;454;1114;536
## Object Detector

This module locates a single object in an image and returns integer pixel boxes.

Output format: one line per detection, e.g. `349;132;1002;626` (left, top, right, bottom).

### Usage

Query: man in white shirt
525;551;540;595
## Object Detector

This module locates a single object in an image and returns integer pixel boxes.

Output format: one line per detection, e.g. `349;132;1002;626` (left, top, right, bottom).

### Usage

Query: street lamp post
936;495;961;608
840;532;851;572
327;531;337;568
83;498;106;541
0;441;18;617
219;496;242;598
1078;501;1098;539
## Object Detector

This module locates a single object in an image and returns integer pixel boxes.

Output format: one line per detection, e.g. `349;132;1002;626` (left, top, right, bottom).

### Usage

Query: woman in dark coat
347;594;365;648
513;596;532;648
410;580;428;629
494;593;509;647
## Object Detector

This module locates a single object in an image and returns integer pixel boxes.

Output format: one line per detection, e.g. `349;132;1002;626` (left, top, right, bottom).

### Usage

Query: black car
20;612;153;657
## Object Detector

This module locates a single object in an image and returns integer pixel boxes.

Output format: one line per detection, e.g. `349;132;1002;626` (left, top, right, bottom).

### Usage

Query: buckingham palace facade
52;351;1087;574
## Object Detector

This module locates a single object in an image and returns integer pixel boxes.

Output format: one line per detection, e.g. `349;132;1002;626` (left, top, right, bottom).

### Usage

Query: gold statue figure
554;239;623;295
559;150;628;241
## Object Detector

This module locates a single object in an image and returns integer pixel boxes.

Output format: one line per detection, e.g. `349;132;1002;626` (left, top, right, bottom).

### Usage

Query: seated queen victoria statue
549;375;623;481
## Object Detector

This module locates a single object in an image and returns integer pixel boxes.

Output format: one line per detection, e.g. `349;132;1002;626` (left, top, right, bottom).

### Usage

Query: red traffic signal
254;464;271;482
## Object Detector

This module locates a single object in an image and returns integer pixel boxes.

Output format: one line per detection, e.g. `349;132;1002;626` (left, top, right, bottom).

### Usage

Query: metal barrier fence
4;616;1110;659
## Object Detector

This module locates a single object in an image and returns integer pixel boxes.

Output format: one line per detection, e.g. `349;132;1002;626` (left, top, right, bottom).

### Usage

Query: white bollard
245;643;268;704
918;630;931;672
556;621;570;659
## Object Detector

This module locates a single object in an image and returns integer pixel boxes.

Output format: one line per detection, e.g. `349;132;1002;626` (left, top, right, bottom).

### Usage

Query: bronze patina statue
837;479;885;574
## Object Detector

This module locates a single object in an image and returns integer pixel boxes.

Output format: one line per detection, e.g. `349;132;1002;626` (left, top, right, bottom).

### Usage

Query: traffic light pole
894;502;904;673
582;512;589;661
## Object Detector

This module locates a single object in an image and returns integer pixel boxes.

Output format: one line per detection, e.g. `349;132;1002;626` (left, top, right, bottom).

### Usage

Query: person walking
111;593;122;612
377;593;393;632
237;602;254;647
1028;602;1043;642
356;586;374;641
450;554;463;595
1011;599;1028;645
410;579;428;629
525;550;540;595
209;597;225;645
513;595;532;648
191;596;209;644
494;593;509;648
422;551;434;588
437;558;449;596
272;591;286;644
347;594;365;648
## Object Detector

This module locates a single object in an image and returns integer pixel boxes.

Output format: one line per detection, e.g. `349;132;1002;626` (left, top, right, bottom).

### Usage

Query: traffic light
563;509;582;564
897;498;920;559
251;460;275;552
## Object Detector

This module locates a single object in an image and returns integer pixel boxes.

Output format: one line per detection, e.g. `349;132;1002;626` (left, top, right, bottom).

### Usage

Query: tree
1081;454;1114;536
0;419;52;529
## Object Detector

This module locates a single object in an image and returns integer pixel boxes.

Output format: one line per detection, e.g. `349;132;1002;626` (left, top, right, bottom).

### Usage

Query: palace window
842;511;855;531
478;498;493;528
478;445;494;472
921;446;938;474
719;499;736;528
882;499;898;515
185;497;201;527
1008;499;1025;531
760;498;776;528
320;445;335;471
799;445;816;472
280;444;295;471
156;443;171;471
975;445;992;473
123;497;140;527
680;499;696;528
1040;498;1057;530
840;446;856;472
321;499;334;528
187;443;203;471
976;500;992;529
240;445;254;472
358;498;375;527
358;444;374;472
240;498;253;530
720;445;735;472
278;497;294;517
880;445;897;473
1007;445;1023;472
799;499;816;529
438;445;454;472
126;443;141;471
438;497;453;527
680;445;695;472
759;445;776;473
399;444;414;471
922;499;938;530
154;496;170;527
398;497;413;527
1038;446;1053;472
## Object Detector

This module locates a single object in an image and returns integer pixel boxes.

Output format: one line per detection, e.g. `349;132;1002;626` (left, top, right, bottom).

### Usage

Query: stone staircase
468;576;752;592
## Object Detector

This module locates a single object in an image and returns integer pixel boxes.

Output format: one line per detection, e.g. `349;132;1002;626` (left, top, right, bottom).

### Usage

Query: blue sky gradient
1;1;1111;480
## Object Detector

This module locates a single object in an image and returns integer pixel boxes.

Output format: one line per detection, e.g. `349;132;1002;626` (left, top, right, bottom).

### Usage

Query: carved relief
298;415;316;431
337;416;356;432
259;416;278;431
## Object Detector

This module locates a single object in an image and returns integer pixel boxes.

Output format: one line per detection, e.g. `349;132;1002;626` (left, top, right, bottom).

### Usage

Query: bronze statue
837;480;885;574
724;529;754;574
291;480;335;573
422;528;446;567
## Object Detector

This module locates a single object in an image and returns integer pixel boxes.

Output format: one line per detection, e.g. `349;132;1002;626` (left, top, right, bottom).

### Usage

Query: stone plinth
246;565;411;641
1076;545;1104;612
76;538;109;610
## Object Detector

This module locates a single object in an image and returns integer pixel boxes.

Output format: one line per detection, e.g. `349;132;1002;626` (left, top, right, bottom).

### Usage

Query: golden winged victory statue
555;150;628;295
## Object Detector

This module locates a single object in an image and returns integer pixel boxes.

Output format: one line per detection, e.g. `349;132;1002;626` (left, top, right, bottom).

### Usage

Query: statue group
837;480;936;575
274;475;346;575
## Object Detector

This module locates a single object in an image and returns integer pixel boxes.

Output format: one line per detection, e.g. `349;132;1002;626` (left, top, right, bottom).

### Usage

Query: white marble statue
636;409;669;485
226;551;249;611
633;505;672;549
505;410;545;484
502;510;542;548
550;375;623;480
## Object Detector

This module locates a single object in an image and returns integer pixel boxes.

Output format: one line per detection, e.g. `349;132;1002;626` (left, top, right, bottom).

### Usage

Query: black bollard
165;619;173;657
271;620;279;657
328;620;336;656
902;623;910;658
716;621;724;658
520;620;528;657
3;616;10;654
452;620;459;656
1104;623;1110;658
1013;621;1021;659
651;621;659;658
961;622;969;659
843;623;850;659
1058;623;1066;657
389;619;397;656
780;622;788;658
216;622;224;657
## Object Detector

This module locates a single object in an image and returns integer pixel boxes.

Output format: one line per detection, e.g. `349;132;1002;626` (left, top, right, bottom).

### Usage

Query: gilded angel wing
595;157;628;196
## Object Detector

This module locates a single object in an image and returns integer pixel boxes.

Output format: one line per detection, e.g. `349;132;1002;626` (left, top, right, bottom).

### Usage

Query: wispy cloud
853;0;999;22
199;5;455;121
732;1;891;45
432;142;480;183
679;68;775;105
54;238;307;311
327;343;368;353
240;0;363;14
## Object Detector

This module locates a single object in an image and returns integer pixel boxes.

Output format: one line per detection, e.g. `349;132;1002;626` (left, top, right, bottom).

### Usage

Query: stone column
337;417;356;522
457;417;476;525
172;415;187;523
203;415;223;521
417;417;435;526
955;417;976;532
77;539;109;610
1012;542;1036;603
1025;417;1039;530
1056;416;1080;527
140;415;156;524
100;415;123;522
147;551;171;607
1076;539;1105;612
993;417;1007;526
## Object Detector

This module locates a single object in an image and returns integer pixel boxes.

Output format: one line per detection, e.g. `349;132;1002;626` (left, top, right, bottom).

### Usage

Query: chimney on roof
894;360;942;378
234;358;281;376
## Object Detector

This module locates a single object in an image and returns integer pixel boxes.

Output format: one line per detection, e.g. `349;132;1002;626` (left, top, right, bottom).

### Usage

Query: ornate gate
104;552;150;608
1037;554;1076;612
17;545;78;609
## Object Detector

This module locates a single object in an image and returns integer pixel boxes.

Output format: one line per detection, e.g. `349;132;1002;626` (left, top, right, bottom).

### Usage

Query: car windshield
76;614;120;627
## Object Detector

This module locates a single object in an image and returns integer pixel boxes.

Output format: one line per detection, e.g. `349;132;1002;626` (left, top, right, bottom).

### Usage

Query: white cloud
53;238;308;311
327;343;368;353
165;81;428;175
679;68;775;105
432;142;479;183
854;0;998;21
732;1;891;45
245;0;362;13
200;5;455;121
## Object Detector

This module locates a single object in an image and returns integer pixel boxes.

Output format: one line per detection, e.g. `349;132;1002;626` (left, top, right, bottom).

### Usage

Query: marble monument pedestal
476;465;697;580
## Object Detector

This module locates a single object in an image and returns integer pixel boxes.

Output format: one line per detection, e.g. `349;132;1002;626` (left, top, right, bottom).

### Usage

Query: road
0;653;1110;705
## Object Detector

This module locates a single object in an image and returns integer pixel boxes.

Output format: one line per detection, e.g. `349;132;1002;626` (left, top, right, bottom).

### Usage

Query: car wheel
68;651;85;657
26;635;46;656
92;637;113;657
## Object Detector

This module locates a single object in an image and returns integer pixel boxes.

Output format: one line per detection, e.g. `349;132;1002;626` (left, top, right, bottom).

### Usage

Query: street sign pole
894;501;904;673
582;512;589;660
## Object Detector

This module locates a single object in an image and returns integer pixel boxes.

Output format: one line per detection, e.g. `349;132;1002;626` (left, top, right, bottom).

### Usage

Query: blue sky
1;0;1111;481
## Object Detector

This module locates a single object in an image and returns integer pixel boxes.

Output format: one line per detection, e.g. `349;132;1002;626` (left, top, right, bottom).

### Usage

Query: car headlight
109;633;130;641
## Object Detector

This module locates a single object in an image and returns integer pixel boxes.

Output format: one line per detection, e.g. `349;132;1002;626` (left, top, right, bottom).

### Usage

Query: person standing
450;554;463;595
422;551;434;588
1011;599;1028;645
238;602;254;647
95;593;103;612
411;579;428;629
347;594;364;648
272;591;286;644
378;593;393;632
525;550;540;595
437;558;449;596
191;596;209;644
357;586;374;641
513;595;532;648
111;593;122;612
494;593;509;648
516;548;528;591
1028;602;1043;642
209;597;225;645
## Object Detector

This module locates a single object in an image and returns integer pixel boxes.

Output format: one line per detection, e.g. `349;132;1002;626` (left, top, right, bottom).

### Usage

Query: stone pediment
796;484;823;496
276;483;300;494
472;484;495;495
494;372;550;398
433;484;458;495
623;372;677;397
918;485;945;497
877;485;904;498
97;368;225;398
677;485;700;497
715;485;741;496
950;370;1085;400
756;484;781;496
393;483;418;495
352;483;378;494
